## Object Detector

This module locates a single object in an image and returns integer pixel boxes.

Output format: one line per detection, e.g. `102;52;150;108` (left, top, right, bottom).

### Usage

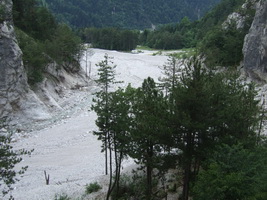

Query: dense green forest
40;0;221;29
82;27;139;51
12;0;81;85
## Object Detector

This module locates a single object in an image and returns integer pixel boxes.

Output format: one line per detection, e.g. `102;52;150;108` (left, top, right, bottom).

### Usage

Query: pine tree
159;54;182;94
171;57;260;200
91;54;121;200
129;77;170;200
107;85;136;199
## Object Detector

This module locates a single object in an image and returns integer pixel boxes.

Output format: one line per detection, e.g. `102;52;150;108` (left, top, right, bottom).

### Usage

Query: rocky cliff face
0;0;30;118
243;0;267;81
0;0;53;124
0;0;89;127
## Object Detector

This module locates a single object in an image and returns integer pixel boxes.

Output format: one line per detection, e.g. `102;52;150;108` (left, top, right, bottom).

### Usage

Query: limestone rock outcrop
0;0;49;122
0;0;26;117
0;0;89;127
243;0;267;81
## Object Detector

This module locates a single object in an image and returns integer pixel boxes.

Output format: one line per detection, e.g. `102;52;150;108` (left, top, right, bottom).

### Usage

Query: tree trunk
147;164;152;200
182;162;191;200
182;132;193;200
106;133;113;200
146;144;153;200
105;135;108;175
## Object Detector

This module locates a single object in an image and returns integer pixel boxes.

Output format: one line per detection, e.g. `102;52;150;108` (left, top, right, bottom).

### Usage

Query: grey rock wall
0;0;29;118
0;0;52;123
0;0;89;127
243;0;267;81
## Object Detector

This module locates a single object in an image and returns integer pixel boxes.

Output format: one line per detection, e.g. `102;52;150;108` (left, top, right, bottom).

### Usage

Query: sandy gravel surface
9;49;169;200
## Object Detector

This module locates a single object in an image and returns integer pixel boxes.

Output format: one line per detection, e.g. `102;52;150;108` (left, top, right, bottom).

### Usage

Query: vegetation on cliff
138;0;256;66
12;0;81;85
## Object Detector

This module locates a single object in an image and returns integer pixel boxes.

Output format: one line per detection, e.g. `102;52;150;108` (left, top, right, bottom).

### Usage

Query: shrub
54;193;71;200
15;28;48;85
85;182;102;194
111;173;149;200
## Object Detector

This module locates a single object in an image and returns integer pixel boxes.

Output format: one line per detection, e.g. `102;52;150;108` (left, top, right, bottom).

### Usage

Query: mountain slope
41;0;221;29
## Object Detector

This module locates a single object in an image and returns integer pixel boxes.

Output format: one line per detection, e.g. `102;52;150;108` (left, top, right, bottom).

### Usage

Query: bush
85;182;102;194
199;23;247;67
54;193;71;200
192;144;267;200
111;173;150;200
15;28;48;85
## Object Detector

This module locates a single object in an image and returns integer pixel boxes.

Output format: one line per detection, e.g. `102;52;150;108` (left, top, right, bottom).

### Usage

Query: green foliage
91;54;122;199
13;0;82;85
122;78;171;199
16;28;48;85
159;54;183;93
41;0;221;29
92;56;261;200
196;0;246;32
111;174;148;200
81;27;138;51
139;16;200;50
92;54;117;152
197;0;256;66
169;57;260;199
136;45;155;51
45;24;82;67
139;0;255;66
193;144;267;200
13;0;57;41
54;193;71;200
0;124;33;198
85;182;102;194
170;48;196;59
199;24;247;66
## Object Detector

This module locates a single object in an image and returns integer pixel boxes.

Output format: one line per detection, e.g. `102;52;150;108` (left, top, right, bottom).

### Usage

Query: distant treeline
138;0;254;66
42;0;221;29
81;28;139;51
80;0;255;67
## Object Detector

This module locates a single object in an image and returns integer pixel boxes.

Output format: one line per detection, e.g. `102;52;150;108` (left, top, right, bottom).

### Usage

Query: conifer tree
91;54;122;200
159;54;182;94
171;57;260;200
107;85;136;199
129;77;170;200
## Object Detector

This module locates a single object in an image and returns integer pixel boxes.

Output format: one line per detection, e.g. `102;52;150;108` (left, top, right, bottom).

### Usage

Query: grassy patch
136;45;157;51
85;182;102;194
167;48;196;59
54;193;71;200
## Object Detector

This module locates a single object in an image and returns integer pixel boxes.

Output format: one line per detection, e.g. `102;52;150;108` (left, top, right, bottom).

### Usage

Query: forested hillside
138;0;256;66
40;0;221;29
